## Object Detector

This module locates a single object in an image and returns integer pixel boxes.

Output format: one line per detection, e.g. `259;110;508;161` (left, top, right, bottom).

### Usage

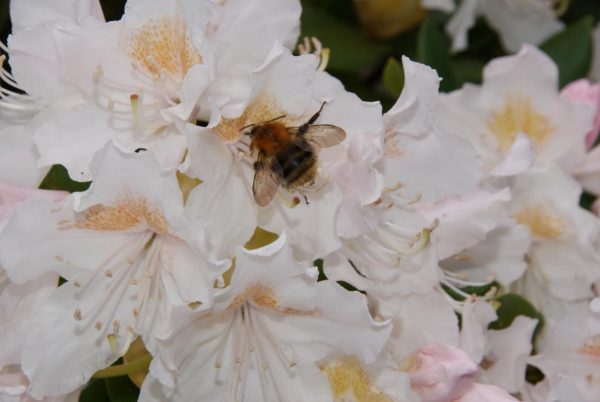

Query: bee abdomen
278;147;317;189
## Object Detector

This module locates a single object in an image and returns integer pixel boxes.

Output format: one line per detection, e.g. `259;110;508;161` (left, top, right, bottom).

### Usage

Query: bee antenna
265;115;286;123
240;123;256;132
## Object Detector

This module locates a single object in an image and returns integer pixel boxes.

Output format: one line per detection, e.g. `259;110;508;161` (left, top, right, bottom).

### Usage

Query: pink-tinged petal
0;273;58;367
561;79;600;150
0;182;66;230
407;343;477;402
457;383;519;402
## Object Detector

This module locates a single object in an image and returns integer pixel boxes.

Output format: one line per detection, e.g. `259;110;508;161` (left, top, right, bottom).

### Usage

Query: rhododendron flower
438;45;595;176
184;45;384;261
140;235;391;402
14;0;301;181
0;145;227;398
405;343;519;402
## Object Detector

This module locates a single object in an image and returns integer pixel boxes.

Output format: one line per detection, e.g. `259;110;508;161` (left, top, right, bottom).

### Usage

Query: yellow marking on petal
514;205;565;238
214;95;289;143
487;94;555;151
321;356;393;402
125;17;202;80
577;336;600;359
63;194;168;235
107;334;120;356
229;283;279;310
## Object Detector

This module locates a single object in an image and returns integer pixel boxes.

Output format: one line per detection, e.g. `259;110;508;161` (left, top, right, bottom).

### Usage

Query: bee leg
298;101;327;135
302;193;310;205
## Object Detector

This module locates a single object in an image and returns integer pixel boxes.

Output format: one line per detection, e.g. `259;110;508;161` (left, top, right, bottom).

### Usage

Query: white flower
419;188;530;289
446;0;564;53
0;144;226;398
139;235;391;402
184;45;384;261
510;168;600;320
0;0;104;187
438;45;595;176
15;0;301;181
527;298;600;401
325;56;482;315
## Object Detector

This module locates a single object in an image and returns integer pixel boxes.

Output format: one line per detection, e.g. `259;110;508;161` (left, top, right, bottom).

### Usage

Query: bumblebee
244;102;346;207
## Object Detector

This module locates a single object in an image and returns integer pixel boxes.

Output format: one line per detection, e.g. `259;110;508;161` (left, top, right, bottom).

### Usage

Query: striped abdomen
276;143;317;191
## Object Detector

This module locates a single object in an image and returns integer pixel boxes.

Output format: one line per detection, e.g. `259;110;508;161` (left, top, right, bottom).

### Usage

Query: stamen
107;334;120;356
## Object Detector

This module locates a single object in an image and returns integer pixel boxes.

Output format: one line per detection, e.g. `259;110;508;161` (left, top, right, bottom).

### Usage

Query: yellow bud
354;0;427;38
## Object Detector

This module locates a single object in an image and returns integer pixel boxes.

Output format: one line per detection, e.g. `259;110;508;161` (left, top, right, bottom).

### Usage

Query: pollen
124;17;202;80
214;95;285;143
487;94;555;151
228;283;280;310
63;194;168;235
514;205;565;238
320;356;392;402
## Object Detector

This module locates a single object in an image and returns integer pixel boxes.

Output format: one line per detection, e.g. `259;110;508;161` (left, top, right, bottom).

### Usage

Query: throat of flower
321;356;392;402
487;94;554;151
215;304;297;401
124;16;202;82
514;205;565;238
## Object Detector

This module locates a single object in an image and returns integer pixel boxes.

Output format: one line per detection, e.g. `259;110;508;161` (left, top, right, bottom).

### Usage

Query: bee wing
253;152;283;207
291;124;346;150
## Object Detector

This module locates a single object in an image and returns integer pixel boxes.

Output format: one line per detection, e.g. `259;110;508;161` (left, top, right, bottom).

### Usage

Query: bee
243;102;346;207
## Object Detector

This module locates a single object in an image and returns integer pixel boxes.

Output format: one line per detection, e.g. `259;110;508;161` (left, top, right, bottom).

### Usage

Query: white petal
459;300;497;364
10;0;104;32
483;316;537;393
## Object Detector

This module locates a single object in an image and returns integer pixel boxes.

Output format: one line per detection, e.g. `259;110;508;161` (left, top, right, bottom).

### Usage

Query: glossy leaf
382;57;405;97
38;164;91;193
417;15;457;92
540;16;594;88
489;293;544;339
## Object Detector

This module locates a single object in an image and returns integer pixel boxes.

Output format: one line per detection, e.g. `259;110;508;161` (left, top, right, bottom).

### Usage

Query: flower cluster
0;1;599;402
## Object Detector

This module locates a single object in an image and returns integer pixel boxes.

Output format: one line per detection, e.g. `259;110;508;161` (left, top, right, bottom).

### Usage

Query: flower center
578;336;600;359
61;193;169;235
321;356;392;402
214;95;286;143
124;17;202;81
514;205;565;238
487;94;554;151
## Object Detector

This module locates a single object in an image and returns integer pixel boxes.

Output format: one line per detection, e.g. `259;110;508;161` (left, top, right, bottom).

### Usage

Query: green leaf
489;293;544;339
300;4;390;72
540;16;594;88
79;379;110;402
105;376;139;402
382;57;405;97
417;15;457;92
38;165;91;193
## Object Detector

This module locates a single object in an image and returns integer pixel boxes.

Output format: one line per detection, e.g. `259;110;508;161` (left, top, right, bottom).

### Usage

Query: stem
93;354;152;378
